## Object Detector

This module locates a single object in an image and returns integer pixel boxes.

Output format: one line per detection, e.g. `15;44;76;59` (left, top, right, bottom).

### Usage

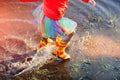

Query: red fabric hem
82;0;89;3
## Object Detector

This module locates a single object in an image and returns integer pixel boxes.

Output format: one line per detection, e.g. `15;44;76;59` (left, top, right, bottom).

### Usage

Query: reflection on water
65;0;120;80
0;0;120;80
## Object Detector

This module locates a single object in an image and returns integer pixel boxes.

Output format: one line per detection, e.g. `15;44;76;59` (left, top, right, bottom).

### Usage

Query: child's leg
37;37;48;48
54;31;75;59
62;31;75;43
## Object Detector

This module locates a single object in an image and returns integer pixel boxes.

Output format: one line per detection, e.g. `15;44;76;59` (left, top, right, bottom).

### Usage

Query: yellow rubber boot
37;38;53;52
54;36;70;60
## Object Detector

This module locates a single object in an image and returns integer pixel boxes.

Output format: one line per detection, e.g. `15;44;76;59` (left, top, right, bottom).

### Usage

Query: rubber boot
54;36;70;59
37;38;53;52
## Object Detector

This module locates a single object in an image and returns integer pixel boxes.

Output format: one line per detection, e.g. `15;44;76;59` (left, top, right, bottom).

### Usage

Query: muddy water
0;0;120;80
67;0;120;80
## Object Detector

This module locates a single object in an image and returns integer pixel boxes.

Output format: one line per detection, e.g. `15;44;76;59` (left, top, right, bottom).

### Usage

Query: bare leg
62;31;75;43
41;37;48;43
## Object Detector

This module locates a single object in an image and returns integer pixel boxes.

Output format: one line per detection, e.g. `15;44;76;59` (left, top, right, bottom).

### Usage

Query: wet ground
0;0;120;80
